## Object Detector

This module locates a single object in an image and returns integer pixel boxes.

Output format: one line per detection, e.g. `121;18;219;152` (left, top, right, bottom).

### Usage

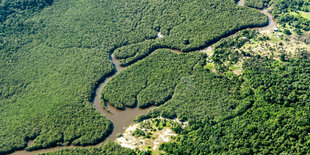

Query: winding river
238;0;277;32
11;1;276;154
91;54;155;141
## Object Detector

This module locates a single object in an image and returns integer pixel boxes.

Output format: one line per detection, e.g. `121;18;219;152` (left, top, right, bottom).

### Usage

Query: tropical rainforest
0;0;309;154
41;141;138;155
244;0;271;9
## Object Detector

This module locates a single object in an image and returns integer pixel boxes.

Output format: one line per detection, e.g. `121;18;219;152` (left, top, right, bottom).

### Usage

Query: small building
274;27;279;32
277;33;283;37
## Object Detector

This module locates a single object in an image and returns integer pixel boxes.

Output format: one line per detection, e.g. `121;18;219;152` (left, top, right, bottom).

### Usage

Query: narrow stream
10;1;277;154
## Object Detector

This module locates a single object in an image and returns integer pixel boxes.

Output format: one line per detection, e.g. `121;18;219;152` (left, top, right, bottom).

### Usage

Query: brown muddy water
10;1;277;154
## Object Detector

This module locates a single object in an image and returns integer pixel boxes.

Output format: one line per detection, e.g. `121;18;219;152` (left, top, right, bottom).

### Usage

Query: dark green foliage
114;40;161;67
102;50;205;109
147;71;240;122
245;0;271;9
245;0;310;31
272;0;310;14
40;141;136;155
0;0;53;22
271;0;310;31
0;0;290;154
155;58;310;154
0;0;160;153
277;13;309;31
215;30;258;49
132;129;146;138
112;0;267;64
111;51;310;154
280;54;286;61
242;59;310;108
145;0;267;52
258;35;270;41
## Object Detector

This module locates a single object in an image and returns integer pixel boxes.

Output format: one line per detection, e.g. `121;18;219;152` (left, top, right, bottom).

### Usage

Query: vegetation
276;12;310;32
245;0;271;9
41;141;136;155
132;118;182;139
0;0;159;153
245;0;310;11
0;0;269;153
271;0;310;14
272;0;310;32
206;29;257;73
111;0;268;65
107;40;310;154
245;0;309;32
138;56;310;154
2;0;308;154
102;50;206;109
0;0;53;22
114;39;161;67
108;41;310;154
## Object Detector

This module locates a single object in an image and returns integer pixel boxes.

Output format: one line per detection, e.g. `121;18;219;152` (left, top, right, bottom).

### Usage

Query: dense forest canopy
244;0;310;32
245;0;271;9
102;50;206;109
0;0;53;22
245;0;310;10
122;52;310;154
159;58;310;154
0;0;268;154
271;0;310;32
41;141;138;155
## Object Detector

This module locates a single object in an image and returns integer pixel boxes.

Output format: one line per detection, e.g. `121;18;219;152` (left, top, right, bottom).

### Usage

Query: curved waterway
237;0;277;32
92;54;155;141
11;1;277;154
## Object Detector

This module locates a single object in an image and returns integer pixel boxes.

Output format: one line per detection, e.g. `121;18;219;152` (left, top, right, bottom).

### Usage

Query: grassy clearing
291;11;310;20
204;63;215;70
241;31;310;60
116;118;185;154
